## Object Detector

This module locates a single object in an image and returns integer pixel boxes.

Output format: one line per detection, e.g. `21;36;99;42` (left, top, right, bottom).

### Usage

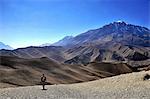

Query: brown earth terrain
0;55;133;88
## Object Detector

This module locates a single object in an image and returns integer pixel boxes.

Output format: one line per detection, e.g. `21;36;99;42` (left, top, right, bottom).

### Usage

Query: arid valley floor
0;70;150;99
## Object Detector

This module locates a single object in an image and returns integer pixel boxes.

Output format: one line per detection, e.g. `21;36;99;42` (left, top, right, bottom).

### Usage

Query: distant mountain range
39;36;73;47
52;21;149;47
52;36;73;46
1;21;149;63
0;42;13;50
40;43;51;47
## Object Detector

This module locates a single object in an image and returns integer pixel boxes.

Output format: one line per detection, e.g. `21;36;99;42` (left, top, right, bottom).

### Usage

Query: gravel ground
0;70;150;99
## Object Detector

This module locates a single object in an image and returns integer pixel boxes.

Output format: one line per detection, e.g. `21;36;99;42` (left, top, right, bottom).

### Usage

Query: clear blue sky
0;0;149;48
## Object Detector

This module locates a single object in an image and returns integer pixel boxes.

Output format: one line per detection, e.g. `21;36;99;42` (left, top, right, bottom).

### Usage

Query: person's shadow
42;88;47;90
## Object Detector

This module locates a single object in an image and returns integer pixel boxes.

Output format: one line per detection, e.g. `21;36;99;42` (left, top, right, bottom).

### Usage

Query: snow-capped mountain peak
53;22;150;47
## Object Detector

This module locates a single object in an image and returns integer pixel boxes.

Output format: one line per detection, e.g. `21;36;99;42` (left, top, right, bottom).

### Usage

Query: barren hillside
0;56;133;88
0;70;149;99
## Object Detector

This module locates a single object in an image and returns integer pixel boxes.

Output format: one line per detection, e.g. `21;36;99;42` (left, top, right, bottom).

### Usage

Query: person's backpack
41;76;46;82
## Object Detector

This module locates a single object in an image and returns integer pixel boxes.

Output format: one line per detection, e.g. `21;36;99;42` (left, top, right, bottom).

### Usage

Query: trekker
41;74;47;90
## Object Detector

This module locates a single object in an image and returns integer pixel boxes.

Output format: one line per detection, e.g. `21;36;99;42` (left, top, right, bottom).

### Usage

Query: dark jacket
41;76;46;82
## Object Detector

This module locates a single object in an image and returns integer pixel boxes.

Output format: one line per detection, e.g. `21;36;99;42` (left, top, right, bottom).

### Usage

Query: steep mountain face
64;43;150;66
57;21;149;66
0;42;13;50
54;21;150;47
